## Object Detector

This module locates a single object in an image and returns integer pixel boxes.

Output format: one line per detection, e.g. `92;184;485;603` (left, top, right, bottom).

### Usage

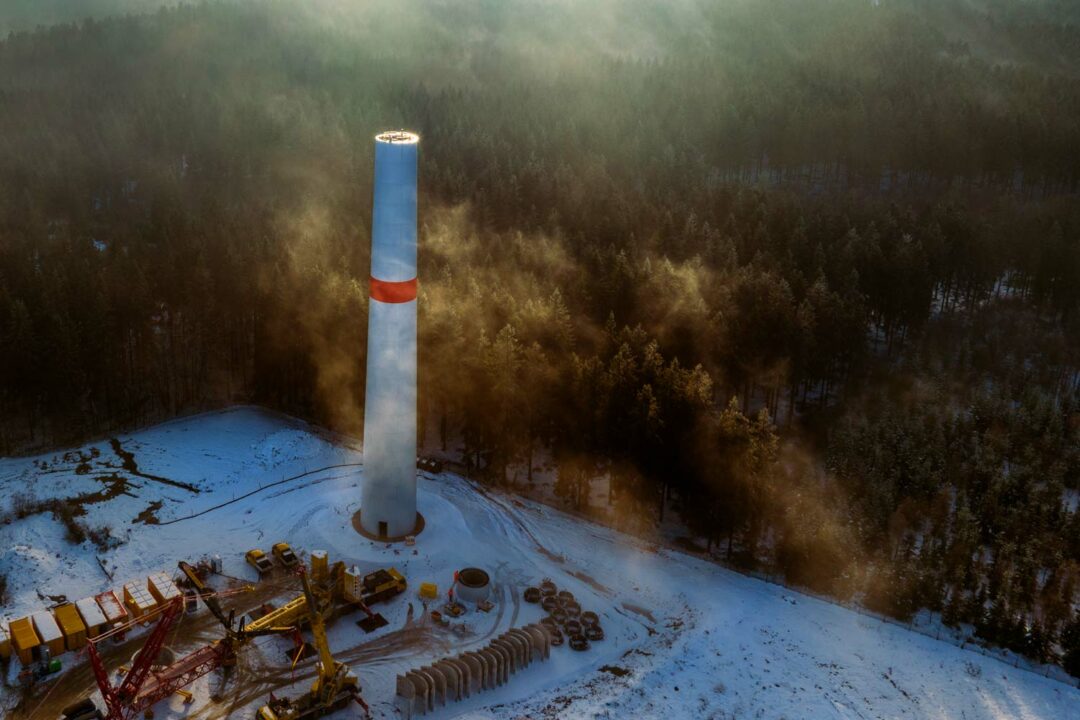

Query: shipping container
0;621;11;661
95;590;128;628
147;572;180;605
123;581;157;619
31;611;64;658
54;604;88;650
9;617;39;664
76;597;108;638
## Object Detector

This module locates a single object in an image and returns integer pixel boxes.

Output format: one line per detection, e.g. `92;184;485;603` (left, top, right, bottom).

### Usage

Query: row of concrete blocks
395;623;553;719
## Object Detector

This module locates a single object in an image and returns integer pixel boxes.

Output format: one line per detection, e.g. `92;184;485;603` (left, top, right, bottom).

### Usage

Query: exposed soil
133;500;164;525
599;664;631;677
5;437;196;530
570;570;611;596
620;602;657;624
109;438;200;493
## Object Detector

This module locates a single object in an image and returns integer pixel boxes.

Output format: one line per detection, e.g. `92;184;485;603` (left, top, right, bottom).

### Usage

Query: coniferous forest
1;0;1079;673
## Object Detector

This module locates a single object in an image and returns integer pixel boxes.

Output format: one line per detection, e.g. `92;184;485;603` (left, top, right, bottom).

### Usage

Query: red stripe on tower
370;276;417;303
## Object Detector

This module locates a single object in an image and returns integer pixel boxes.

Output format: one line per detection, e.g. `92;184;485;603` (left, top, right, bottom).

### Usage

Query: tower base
352;510;425;543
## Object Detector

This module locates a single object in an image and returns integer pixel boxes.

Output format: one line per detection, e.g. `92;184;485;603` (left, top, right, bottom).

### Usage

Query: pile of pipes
394;623;552;719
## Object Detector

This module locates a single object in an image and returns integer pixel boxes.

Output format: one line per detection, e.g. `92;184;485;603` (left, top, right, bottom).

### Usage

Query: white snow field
0;407;1077;719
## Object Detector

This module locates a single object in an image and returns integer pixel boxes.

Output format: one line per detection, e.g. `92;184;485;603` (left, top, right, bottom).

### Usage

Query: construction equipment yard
0;409;628;720
1;408;1077;720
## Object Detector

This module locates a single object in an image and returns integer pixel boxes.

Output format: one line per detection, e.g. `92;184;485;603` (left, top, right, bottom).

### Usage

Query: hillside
0;0;1078;701
0;1;180;35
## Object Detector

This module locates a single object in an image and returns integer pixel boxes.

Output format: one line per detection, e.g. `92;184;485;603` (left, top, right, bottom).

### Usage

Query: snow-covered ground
1;407;1077;719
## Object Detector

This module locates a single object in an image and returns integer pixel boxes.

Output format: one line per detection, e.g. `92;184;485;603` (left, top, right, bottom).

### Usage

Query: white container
32;611;63;656
75;597;107;637
343;566;364;604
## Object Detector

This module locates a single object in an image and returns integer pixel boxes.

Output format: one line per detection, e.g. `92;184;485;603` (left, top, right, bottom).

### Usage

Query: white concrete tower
360;130;419;539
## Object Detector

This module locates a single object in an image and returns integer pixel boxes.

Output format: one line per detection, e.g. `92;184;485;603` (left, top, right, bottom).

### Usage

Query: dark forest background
1;0;1080;673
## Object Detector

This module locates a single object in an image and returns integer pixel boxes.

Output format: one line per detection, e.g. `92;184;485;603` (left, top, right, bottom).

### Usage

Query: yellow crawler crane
256;567;370;720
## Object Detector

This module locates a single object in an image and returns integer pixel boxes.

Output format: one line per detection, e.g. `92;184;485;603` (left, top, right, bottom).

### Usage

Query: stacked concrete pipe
394;622;552;719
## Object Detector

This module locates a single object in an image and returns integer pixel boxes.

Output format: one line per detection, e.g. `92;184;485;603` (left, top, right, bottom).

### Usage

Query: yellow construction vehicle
342;566;406;632
360;567;406;604
272;542;300;568
341;567;406;607
246;549;273;575
256;567;369;720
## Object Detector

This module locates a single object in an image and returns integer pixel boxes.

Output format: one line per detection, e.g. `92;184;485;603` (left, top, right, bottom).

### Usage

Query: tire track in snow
157;463;363;525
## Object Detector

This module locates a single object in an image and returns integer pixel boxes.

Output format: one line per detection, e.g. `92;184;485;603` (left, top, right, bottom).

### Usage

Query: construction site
0;406;636;720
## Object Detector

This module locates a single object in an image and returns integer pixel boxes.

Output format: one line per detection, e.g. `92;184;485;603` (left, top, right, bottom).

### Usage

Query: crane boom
88;597;183;720
298;568;338;694
86;564;300;720
257;565;369;719
179;560;295;638
179;560;229;628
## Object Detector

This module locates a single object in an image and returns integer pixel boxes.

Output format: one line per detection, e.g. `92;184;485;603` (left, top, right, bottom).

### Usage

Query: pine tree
942;586;963;628
1062;615;1080;678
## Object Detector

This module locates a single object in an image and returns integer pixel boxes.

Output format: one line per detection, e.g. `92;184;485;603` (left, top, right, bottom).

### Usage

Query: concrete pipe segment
454;567;491;604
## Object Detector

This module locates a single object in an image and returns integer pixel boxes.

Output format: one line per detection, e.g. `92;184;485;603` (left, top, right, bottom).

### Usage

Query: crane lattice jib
88;597;183;720
299;567;339;694
132;641;234;711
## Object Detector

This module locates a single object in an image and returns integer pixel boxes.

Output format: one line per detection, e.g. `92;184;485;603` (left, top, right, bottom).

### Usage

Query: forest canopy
1;0;1079;673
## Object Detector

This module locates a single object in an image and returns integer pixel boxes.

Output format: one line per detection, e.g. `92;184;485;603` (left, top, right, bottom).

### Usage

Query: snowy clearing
0;407;1076;719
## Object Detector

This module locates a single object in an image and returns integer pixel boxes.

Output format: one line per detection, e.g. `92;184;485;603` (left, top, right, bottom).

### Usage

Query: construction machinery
86;596;194;720
273;542;300;568
61;698;104;720
244;592;311;635
246;562;405;636
178;560;295;638
75;563;297;720
416;456;443;473
247;548;274;575
356;568;407;604
65;554;395;720
343;566;406;632
243;552;338;635
257;566;369;720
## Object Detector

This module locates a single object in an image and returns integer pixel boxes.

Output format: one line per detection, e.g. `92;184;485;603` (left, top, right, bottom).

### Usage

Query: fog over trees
1;0;1079;672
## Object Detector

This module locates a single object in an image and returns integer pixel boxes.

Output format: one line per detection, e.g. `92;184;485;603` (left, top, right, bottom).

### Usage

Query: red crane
89;614;243;719
87;597;190;720
84;566;296;720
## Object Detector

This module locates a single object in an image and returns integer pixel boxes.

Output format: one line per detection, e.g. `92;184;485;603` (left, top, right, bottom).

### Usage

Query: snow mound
252;428;334;468
2;542;61;580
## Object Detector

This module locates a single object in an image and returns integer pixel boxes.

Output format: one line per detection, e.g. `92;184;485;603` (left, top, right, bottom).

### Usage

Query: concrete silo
358;130;422;540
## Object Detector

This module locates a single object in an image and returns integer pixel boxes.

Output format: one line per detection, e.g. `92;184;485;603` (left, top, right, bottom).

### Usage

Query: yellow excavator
256;566;370;720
